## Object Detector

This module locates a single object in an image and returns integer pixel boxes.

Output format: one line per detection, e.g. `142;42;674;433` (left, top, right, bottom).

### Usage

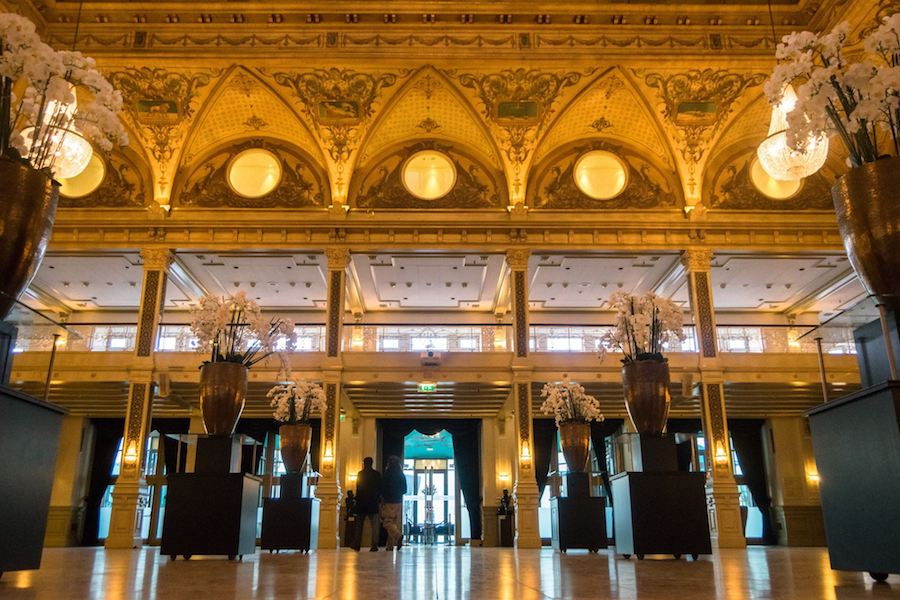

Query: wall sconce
806;470;821;484
520;444;532;469
124;440;138;467
714;442;729;467
499;472;511;483
348;472;358;484
323;441;334;466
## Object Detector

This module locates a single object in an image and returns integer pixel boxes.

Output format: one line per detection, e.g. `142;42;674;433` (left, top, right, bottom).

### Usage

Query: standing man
381;455;407;551
353;456;382;551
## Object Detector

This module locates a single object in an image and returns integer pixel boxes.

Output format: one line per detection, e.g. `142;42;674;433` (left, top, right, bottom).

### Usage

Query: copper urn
559;421;591;473
622;359;671;436
832;156;900;310
279;422;313;473
199;361;248;436
0;158;59;319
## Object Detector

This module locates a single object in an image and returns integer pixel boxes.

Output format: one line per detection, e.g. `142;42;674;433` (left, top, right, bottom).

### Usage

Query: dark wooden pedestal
260;498;320;553
497;513;515;547
611;471;711;560
807;381;900;581
160;473;260;560
550;496;608;553
0;384;65;576
160;433;261;561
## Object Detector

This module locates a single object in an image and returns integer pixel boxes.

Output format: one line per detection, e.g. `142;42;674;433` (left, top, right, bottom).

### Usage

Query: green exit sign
418;382;437;393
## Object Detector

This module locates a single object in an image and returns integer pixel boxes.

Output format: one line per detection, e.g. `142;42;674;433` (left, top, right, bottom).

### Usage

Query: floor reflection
0;546;896;599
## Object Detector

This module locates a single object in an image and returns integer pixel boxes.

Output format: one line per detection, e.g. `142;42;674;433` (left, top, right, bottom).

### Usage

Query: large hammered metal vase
622;359;671;436
0;158;59;320
279;422;312;473
199;362;248;436
832;156;900;311
559;421;591;473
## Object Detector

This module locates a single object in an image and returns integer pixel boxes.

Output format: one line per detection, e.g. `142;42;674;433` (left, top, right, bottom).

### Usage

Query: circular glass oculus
227;148;282;198
401;150;457;200
573;150;629;200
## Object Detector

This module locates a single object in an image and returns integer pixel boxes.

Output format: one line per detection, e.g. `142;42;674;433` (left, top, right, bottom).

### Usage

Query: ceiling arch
182;66;323;169
532;67;674;170
355;66;502;172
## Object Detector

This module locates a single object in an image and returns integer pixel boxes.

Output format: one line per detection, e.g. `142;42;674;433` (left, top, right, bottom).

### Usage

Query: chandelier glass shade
20;84;94;179
756;86;828;181
757;85;828;182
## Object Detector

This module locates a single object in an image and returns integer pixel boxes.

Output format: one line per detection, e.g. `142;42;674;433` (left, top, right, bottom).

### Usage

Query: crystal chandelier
20;86;94;179
756;85;829;182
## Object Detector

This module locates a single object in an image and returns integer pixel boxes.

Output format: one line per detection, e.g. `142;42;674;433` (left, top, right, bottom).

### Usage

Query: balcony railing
10;321;856;355
341;324;513;353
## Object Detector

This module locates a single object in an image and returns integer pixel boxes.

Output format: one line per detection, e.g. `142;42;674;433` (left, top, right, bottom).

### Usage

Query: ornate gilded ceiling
0;0;891;252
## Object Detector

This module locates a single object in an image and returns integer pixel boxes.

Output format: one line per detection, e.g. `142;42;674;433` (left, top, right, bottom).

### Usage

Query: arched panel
350;141;507;210
182;66;323;167
172;138;329;209
704;144;834;211
356;67;501;171
527;138;682;210
59;141;153;209
532;68;674;170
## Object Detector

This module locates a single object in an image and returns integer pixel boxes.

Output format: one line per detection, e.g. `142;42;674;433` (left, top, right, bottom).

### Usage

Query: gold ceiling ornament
642;68;766;165
107;67;216;196
270;67;399;163
455;68;582;164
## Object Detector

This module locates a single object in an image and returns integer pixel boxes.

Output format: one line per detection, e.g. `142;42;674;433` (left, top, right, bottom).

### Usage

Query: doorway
377;419;482;544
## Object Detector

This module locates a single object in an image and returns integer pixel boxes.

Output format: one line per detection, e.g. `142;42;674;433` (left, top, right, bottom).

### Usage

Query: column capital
324;247;351;271
681;248;714;272
505;248;531;271
140;248;173;271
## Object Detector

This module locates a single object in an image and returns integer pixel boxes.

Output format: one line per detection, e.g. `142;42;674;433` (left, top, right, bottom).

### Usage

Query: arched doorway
377;419;482;543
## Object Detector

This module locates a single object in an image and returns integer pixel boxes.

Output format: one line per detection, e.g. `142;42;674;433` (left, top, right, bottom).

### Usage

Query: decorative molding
324;247;352;271
681;248;713;273
642;69;766;164
140;248;173;271
107;67;216;171
136;270;164;357
354;142;505;210
529;140;679;209
517;382;531;444
710;157;833;210
271;68;399;162
705;383;727;448
323;382;338;455
175;138;326;208
692;270;718;359
325;270;344;358
455;68;582;163
505;248;531;271
513;270;529;358
125;382;148;454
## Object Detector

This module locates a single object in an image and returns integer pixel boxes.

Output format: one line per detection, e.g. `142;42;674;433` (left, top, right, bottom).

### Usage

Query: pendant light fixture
25;0;93;179
756;0;828;182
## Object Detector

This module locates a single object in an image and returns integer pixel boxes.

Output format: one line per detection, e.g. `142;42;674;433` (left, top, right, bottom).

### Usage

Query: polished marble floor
0;546;897;600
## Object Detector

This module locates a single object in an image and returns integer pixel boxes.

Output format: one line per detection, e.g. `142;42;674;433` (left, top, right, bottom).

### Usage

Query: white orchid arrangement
765;15;900;168
268;379;326;423
540;381;604;426
602;291;684;363
189;291;296;368
0;13;127;176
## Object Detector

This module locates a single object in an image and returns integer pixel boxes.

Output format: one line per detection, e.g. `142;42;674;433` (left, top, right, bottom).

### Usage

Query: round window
401;150;457;200
573;150;628;200
749;157;801;200
59;153;106;198
227;148;282;198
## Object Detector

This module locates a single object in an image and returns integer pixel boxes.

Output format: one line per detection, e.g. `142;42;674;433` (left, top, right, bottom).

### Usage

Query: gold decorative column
681;249;746;548
318;246;350;549
106;248;172;549
506;248;541;548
